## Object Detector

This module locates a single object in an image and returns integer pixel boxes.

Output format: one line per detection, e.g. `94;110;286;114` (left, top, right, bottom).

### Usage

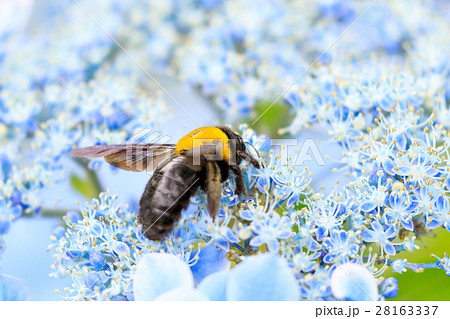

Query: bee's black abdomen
138;157;200;240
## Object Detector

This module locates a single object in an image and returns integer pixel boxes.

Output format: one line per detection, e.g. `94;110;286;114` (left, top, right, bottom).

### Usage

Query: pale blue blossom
330;263;378;301
392;259;408;274
360;221;398;256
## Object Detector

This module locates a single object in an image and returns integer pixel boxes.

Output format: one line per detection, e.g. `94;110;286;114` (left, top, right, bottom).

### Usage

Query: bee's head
217;126;260;168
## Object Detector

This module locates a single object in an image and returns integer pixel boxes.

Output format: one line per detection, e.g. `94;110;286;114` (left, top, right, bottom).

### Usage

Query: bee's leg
230;165;246;196
206;161;222;220
236;150;261;169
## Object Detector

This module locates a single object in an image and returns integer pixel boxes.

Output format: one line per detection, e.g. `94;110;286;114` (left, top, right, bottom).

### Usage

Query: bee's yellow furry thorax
175;127;230;161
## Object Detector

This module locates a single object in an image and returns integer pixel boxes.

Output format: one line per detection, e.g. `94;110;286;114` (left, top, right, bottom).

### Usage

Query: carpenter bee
69;126;260;240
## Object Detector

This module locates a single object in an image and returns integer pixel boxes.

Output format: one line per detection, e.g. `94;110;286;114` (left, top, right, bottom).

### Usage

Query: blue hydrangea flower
330;263;378;301
361;221;398;256
391;259;408;274
292;250;320;273
434;253;450;276
133;253;195;301
323;230;360;264
250;212;293;253
226;253;299;301
309;199;346;241
383;193;418;231
299;267;332;300
427;196;450;231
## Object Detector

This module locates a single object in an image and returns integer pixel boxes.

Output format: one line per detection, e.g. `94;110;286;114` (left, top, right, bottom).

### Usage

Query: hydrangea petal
249;235;264;247
227;253;299;301
257;176;270;193
223;228;239;243
0;274;31;301
286;192;300;208
360;202;376;213
435;196;449;211
360;229;375;242
89;251;106;270
266;239;280;253
113;242;129;256
371;221;384;232
133;253;194;301
65;249;82;260
401;218;414;231
190;245;230;285
197;270;229;301
384;243;396;255
394;133;407;151
330;263;378;301
316;226;327;241
382;158;395;175
240;209;256;221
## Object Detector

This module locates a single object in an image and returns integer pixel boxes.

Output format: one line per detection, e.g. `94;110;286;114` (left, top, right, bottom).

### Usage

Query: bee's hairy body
138;157;202;240
138;126;256;241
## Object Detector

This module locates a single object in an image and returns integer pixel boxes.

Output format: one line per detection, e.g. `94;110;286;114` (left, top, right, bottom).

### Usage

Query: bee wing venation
69;144;128;158
105;148;176;172
70;144;176;172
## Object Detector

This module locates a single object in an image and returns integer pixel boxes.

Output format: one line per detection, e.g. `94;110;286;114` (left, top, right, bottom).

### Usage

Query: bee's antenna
244;141;266;168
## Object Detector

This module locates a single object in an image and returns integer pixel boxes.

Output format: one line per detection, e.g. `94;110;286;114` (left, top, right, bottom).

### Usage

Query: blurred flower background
0;0;449;300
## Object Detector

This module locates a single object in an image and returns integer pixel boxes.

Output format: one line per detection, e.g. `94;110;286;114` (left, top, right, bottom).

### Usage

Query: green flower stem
21;208;72;218
73;158;104;197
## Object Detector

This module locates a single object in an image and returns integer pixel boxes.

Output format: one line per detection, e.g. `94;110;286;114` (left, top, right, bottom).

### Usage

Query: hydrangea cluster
166;0;448;118
0;0;170;286
0;0;449;301
112;0;447;118
8;0;440;120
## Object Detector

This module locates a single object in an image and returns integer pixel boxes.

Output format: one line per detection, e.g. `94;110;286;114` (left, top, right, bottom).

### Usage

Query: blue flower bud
52;226;66;239
380;277;398;299
65;211;81;223
89;251;106;270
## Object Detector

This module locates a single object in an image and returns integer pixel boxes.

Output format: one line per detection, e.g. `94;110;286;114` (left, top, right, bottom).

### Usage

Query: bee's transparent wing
69;144;176;172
